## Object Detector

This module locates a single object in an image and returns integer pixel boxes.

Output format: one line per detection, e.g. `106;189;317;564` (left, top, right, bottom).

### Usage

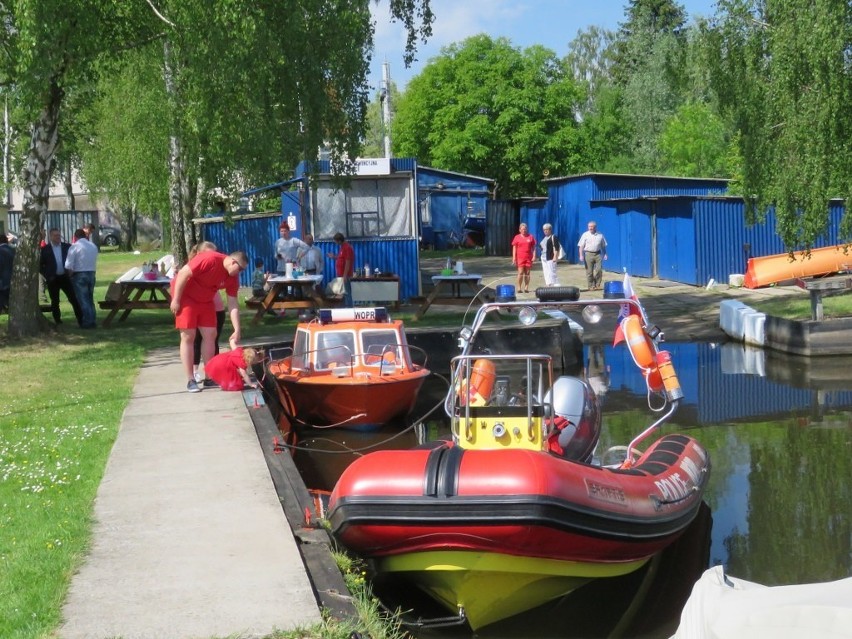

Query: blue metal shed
416;167;494;249
597;195;847;286
542;173;729;273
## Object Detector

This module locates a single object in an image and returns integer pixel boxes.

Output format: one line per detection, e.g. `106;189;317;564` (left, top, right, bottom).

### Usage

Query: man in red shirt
511;223;537;293
327;232;355;305
171;250;248;392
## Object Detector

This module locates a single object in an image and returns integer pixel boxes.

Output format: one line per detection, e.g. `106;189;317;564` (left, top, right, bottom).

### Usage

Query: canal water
287;340;852;638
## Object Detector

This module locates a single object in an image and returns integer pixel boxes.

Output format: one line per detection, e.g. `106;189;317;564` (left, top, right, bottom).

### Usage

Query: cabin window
361;330;400;366
292;330;309;369
316;331;355;369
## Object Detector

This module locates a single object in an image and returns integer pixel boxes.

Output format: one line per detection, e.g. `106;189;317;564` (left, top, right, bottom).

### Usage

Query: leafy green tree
393;35;584;197
576;84;633;173
565;26;616;119
707;0;852;249
620;30;684;172
658;101;730;176
80;48;170;249
612;0;688;86
1;0;433;339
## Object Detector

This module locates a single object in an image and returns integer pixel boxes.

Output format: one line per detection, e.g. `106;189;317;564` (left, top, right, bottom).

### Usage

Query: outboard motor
543;377;601;462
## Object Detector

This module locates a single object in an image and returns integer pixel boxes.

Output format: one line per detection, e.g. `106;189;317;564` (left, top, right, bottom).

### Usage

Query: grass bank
749;291;852;320
0;251;421;639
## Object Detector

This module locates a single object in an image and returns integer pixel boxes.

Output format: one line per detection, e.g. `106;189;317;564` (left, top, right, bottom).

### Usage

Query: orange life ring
621;315;664;393
457;358;497;406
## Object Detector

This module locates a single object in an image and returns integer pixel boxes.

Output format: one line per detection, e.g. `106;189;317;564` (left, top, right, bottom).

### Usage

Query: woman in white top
539;223;562;286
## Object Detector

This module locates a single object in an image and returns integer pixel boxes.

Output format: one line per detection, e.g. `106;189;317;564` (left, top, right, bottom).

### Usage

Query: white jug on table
285;262;294;279
455;260;464;274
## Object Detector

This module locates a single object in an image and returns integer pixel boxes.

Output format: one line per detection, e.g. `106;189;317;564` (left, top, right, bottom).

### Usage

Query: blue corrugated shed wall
620;201;654;278
545;174;728;267
197;213;282;287
656;198;698;282
694;199;848;285
198;214;420;297
417;167;492;238
520;200;548;242
315;237;420;301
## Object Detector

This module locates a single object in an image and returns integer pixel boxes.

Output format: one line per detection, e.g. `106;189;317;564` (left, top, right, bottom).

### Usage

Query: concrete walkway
59;348;321;639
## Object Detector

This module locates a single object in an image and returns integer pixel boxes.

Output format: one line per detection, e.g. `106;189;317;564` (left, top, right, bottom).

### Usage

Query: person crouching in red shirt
203;347;264;391
171;250;248;393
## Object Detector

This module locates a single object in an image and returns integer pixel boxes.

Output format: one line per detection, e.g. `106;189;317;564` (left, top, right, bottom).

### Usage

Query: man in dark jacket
0;233;14;313
40;228;82;325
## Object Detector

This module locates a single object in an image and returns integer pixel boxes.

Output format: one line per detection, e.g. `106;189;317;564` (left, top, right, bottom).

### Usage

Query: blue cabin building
196;158;496;300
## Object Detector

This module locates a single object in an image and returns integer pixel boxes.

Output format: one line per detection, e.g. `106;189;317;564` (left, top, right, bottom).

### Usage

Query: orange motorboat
266;307;430;430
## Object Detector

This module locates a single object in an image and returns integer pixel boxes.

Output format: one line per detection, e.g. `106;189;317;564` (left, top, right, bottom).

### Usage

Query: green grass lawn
749;292;852;320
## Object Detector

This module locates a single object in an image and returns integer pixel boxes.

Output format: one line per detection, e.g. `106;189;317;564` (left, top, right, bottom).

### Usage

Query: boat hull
379;550;648;630
329;434;710;628
273;371;429;429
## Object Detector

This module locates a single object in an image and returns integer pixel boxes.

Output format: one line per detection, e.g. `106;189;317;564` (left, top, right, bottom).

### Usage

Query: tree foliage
565;26;616;119
707;0;852;249
79;47;170;248
658;101;730;177
0;0;433;339
392;35;583;197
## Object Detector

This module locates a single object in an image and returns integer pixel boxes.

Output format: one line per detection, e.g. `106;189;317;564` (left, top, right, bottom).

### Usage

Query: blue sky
369;0;718;91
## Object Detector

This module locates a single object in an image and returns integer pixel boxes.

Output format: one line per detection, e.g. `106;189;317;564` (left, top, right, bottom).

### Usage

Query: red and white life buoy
621;315;664;393
457;358;497;406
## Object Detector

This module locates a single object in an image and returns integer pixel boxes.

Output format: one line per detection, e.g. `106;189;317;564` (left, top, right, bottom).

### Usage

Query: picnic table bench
795;274;852;320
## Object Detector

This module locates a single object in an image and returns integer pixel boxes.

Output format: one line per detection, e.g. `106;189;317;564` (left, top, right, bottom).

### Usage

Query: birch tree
707;0;852;248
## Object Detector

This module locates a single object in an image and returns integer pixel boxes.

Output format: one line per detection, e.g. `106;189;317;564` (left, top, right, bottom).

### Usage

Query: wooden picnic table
101;277;172;327
414;274;483;320
795;274;852;320
250;274;324;325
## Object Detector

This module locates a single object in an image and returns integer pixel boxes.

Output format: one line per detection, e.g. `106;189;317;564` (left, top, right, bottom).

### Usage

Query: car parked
99;225;122;247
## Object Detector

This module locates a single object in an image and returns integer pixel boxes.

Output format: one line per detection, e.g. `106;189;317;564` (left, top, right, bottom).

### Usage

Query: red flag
612;272;642;346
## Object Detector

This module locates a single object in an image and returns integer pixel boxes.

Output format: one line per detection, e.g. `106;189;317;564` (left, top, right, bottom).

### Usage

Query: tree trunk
163;39;189;267
7;79;63;339
63;160;76;210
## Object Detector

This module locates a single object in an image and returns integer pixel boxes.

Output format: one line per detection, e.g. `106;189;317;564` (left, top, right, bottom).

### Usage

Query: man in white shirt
274;223;309;275
577;221;608;290
65;228;99;328
299;234;324;275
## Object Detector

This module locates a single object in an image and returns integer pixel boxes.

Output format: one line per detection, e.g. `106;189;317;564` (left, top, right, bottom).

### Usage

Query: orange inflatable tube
743;244;852;289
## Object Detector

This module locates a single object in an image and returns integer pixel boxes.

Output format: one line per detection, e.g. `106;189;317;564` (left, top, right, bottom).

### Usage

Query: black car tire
102;234;119;247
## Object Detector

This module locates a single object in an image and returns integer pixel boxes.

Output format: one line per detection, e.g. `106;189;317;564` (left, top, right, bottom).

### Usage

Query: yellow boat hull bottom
377;550;649;630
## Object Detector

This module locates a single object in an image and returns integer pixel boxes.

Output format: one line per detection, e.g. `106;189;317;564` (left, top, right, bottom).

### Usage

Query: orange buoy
458;358;497;406
655;350;684;401
621;315;663;393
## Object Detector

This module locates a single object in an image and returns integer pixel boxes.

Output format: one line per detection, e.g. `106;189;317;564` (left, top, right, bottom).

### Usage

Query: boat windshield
315;331;355;369
291;330;310;370
361;329;401;366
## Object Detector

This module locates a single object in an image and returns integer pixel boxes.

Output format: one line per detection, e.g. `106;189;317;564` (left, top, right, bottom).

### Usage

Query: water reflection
287;340;852;637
